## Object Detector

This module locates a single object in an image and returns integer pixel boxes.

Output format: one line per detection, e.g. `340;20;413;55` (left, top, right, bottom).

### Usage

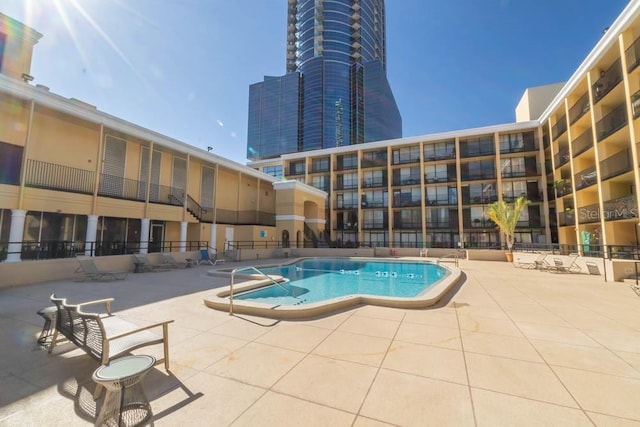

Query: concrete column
180;221;188;252
210;224;217;252
139;218;150;254
6;209;26;262
85;215;99;256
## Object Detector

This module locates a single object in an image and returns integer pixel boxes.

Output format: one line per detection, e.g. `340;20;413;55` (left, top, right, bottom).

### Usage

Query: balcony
360;200;387;209
361;152;387;168
335;222;358;231
626;36;640;73
576;202;600;224
542;132;550;149
392;199;422;208
569;92;590;124
425;221;458;229
362;220;388;230
25;159;95;195
391;154;420;165
148;183;184;206
571;128;593;157
596;103;627;142
602;195;638;221
600;149;632;181
460;171;496;181
632;90;640;119
334;182;358;190
554;148;570;168
554;179;573;197
461;195;498;205
98;174;148;202
558;211;575;226
393;219;422;230
392;177;420;186
425;198;457;206
465;219;495;228
310;164;329;173
215;209;275;226
592;59;623;104
552;115;567;140
286;167;305;176
361;179;387;188
334;203;358;210
574;166;597;190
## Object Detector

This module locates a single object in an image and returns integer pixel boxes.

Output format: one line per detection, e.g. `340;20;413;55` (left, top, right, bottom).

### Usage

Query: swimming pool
204;257;463;319
234;258;448;306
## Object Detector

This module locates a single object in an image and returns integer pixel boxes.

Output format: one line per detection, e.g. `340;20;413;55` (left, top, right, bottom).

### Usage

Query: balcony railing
460;172;496;181
558;211;575;226
424;149;456;161
361;179;387;188
462;195;498;204
574;166;597;190
600;149;632;181
362;220;388;230
555;179;573;197
334;161;357;171
596;103;627;142
542;132;550;149
98;174;147;202
576;202;600;224
571;128;593;157
569;92;590;124
310;163;330;173
425;198;457;206
602;195;638;221
392;199;422;208
335;222;358;231
464;219;495;228
215;209;275;226
392;177;420;186
391;155;420;165
361;153;387;168
334;203;358;210
25;159;95;195
626;36;640;73
554;148;570;168
393;220;422;229
592;59;623;103
360;201;387;209
552;115;567;140
334;182;359;190
286;167;305;176
425;221;458;229
148;183;183;206
632;90;640;119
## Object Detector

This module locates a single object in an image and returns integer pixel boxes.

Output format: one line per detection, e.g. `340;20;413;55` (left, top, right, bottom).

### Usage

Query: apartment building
0;13;326;262
251;0;640;251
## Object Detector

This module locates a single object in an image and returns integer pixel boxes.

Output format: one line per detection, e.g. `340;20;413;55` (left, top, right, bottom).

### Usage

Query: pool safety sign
260;230;266;239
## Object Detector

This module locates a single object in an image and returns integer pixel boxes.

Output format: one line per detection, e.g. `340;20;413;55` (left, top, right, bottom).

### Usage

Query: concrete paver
1;258;640;426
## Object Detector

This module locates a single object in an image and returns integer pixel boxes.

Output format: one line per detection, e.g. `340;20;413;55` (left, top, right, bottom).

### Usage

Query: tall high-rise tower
247;0;402;161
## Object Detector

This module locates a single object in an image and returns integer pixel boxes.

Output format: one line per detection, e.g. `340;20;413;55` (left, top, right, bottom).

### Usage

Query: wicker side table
93;355;156;427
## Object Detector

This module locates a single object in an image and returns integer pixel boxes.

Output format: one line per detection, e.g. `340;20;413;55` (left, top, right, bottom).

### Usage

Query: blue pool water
234;258;449;306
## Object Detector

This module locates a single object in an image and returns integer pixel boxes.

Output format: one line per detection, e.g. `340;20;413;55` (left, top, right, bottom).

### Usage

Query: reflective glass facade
247;0;402;160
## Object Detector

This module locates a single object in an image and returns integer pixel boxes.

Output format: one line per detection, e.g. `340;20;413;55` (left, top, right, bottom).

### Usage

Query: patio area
1;258;640;426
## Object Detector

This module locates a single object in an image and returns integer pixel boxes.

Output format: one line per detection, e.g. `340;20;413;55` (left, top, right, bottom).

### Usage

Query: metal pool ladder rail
228;266;292;315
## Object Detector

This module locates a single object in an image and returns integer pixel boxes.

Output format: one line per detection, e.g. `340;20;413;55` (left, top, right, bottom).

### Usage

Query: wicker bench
48;294;174;371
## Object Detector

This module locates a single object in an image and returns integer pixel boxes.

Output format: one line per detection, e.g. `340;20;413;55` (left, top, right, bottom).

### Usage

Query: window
393;188;421;207
312;157;329;172
392;146;419;164
337;172;358;189
463;159;495;180
460;135;494;157
362;190;388;208
467;183;497;204
0;141;23;185
288;161;305;175
501;157;525;178
424;164;447;182
426;185;457;205
337;154;357;170
311;175;329;191
424;140;455;160
500;133;526;153
362;170;386;187
262;165;283;178
502;180;527;201
362;150;387;167
337;192;358;209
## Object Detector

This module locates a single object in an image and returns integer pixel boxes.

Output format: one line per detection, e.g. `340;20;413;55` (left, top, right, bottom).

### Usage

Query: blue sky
0;0;631;163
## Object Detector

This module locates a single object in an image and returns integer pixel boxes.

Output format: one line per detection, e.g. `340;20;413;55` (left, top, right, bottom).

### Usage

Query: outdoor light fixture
207;146;213;152
21;73;34;83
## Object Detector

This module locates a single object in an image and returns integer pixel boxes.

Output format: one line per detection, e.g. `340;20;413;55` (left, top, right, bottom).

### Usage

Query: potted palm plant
485;196;531;262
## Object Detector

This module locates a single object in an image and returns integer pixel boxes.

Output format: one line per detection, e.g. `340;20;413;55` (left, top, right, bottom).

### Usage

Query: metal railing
554;148;570;168
569;92;590;124
25;159;95;194
596;103;627;142
552;115;567;139
574;166;598;190
626;36;640;73
229;266;292;315
600;149;632;181
98;174;147;201
571;128;594;157
0;240;207;261
592;59;623;103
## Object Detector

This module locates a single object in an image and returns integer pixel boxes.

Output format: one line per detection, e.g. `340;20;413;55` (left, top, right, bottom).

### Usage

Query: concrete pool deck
2;258;640;426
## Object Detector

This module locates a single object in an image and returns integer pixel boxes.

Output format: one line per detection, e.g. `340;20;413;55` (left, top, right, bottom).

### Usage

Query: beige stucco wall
0;96;29;145
515;82;565;122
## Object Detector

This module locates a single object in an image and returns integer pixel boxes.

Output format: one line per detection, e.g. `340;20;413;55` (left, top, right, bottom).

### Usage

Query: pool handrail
229;266;291;315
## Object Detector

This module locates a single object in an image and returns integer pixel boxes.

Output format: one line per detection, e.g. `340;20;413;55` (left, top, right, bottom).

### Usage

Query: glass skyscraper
247;0;402;161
